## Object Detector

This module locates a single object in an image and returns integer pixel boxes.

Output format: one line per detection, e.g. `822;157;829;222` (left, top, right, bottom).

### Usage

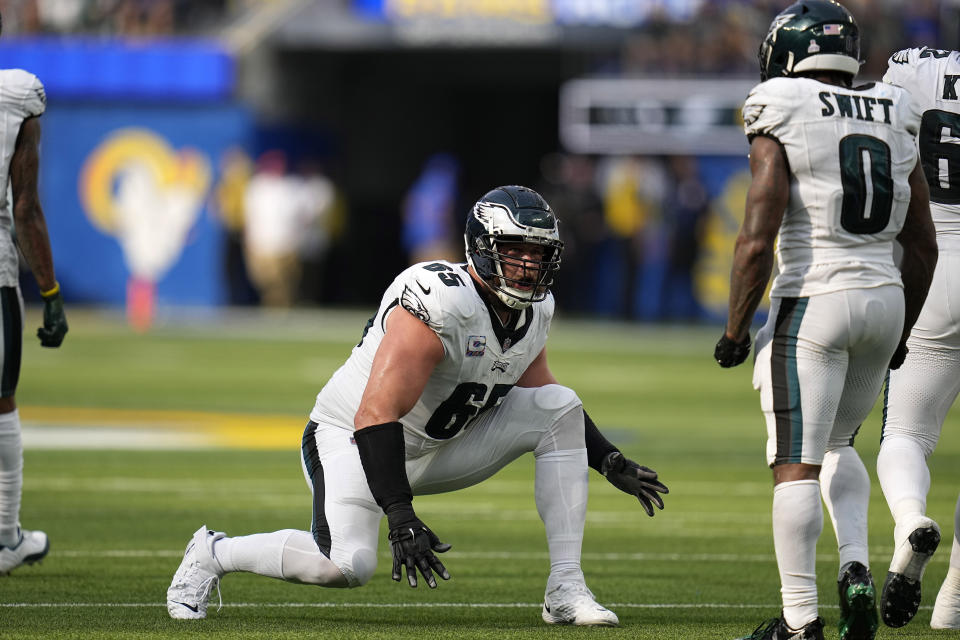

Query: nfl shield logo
466;335;486;357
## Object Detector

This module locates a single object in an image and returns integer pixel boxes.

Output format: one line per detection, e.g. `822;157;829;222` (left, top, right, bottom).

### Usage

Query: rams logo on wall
79;128;212;284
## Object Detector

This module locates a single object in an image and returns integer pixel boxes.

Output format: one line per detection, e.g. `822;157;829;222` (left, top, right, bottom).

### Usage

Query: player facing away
0;11;69;575
713;2;938;639
167;185;668;625
875;46;960;631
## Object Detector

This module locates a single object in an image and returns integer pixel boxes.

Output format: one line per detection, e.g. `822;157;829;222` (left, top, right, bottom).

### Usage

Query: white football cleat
0;529;49;575
167;526;226;620
930;567;960;630
541;582;619;626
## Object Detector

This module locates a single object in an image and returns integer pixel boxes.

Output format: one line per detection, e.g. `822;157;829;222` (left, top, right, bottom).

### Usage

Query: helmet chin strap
466;253;534;311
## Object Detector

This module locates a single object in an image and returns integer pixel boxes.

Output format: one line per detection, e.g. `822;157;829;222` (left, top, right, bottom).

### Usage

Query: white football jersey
743;77;921;297
0;69;46;287
310;260;553;454
883;47;960;236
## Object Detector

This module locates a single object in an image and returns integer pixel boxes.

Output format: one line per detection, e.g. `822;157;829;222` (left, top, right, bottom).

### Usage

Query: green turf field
1;308;958;639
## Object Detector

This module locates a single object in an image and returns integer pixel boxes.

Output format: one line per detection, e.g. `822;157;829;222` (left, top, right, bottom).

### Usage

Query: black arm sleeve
354;421;413;513
584;410;619;473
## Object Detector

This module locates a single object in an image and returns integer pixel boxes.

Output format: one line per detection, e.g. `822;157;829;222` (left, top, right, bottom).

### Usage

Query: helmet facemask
468;234;562;310
464;186;564;311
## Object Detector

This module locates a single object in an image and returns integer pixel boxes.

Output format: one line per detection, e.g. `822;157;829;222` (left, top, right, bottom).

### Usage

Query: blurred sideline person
0;10;69;575
876;45;960;631
242;150;303;308
402;152;460;265
167;185;668;626
714;2;937;639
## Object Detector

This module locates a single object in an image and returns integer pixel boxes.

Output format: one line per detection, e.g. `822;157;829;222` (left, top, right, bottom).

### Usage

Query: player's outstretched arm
10;116;66;347
354;308;451;588
584;411;668;516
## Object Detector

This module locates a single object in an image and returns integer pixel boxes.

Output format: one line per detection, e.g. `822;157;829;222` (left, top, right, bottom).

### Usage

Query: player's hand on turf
37;288;67;348
387;517;451;588
601;451;669;516
889;340;908;370
714;332;750;368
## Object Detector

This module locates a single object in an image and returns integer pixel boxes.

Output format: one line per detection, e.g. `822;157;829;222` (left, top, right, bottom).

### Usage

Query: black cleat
881;520;940;628
735;615;824;640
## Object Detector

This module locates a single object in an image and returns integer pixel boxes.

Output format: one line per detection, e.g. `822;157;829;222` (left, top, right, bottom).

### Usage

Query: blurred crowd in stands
0;0;942;79
0;0;234;36
611;0;941;78
0;0;943;74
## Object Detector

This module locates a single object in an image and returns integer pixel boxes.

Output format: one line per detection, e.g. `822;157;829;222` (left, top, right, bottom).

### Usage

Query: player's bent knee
534;387;586;455
533;384;581;413
882;431;938;459
341;547;378;587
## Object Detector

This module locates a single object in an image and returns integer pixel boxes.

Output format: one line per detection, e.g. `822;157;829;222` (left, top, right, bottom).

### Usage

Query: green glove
38;283;68;348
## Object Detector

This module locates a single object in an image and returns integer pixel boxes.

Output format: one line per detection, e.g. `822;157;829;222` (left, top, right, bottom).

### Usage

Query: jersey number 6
424;382;513;439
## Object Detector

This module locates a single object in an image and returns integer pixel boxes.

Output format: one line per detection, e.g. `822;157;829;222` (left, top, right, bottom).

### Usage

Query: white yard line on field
1;601;897;609
53;548;920;562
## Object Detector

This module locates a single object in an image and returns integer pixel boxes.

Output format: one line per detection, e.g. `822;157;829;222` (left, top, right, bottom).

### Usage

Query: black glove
38;287;68;348
889;341;908;370
601;451;669;517
714;333;750;368
386;506;451;588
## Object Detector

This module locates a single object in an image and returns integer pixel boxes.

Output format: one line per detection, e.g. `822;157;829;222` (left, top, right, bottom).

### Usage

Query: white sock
820;446;871;574
773;479;822;630
951;495;960;571
876;435;929;526
0;410;22;547
214;529;348;586
535;449;587;588
215;530;293;579
931;564;960;628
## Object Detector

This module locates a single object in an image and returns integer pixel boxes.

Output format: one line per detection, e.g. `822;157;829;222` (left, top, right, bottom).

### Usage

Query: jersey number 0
839;134;894;234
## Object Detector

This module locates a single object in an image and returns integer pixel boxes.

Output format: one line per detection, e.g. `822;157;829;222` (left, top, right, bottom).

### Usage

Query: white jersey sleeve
0;70;47;118
310;261;553;456
0;69;46;287
884;47;960;238
743;79;796;143
741;77;921;297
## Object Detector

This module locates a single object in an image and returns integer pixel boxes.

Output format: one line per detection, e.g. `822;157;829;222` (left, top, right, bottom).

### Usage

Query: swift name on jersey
742;76;920;297
818;91;895;123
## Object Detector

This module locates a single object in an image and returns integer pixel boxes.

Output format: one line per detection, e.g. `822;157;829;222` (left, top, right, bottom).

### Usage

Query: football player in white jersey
714;2;938;639
875;46;960;631
167;185;668;626
0;11;69;576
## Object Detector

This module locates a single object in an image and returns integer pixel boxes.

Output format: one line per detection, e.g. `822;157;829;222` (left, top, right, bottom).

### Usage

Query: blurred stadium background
2;2;960;638
2;0;956;322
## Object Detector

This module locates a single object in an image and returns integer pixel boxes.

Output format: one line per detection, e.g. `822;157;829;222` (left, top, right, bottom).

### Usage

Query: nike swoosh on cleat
172;601;200;613
416;281;431;295
544;602;551;613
